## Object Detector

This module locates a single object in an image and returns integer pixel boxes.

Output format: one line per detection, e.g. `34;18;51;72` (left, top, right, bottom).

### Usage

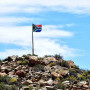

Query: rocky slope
0;54;90;90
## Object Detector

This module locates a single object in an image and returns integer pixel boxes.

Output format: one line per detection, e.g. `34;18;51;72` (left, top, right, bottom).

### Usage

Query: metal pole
32;24;34;55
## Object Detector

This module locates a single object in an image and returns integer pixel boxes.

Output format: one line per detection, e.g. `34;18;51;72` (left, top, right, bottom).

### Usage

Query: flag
32;24;42;32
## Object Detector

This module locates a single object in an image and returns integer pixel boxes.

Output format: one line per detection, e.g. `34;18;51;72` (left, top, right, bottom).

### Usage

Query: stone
39;79;46;86
30;56;38;60
16;70;26;77
83;84;88;88
78;81;87;86
24;80;33;85
20;86;30;90
9;71;15;75
46;57;56;61
0;72;7;76
63;81;70;85
51;72;60;78
46;86;54;90
46;79;53;85
67;60;75;67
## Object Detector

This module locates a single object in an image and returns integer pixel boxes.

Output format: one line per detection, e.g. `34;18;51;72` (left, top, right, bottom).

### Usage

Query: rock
10;55;18;61
24;80;33;85
46;79;53;85
83;84;88;88
39;79;46;86
20;86;30;90
28;59;45;67
46;86;54;90
45;57;56;61
0;72;7;76
67;60;75;67
51;72;60;78
16;70;26;77
62;81;70;85
44;57;57;64
4;57;13;62
78;81;87;86
30;56;38;60
9;71;15;75
60;70;69;77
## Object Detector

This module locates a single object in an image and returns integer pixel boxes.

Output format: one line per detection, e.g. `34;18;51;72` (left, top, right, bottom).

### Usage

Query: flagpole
32;24;34;55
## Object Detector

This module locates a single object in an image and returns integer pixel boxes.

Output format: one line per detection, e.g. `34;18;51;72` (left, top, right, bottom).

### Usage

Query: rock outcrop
0;54;90;90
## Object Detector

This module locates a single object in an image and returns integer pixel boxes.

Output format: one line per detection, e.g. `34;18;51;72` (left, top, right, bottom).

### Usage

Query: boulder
78;81;88;86
46;79;53;85
16;70;26;77
51;72;60;78
67;60;75;67
0;72;7;76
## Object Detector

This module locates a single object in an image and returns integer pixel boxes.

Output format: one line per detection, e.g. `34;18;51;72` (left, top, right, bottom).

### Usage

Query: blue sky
0;0;90;69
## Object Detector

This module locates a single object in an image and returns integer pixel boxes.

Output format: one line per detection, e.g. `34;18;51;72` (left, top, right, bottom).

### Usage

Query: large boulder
16;70;26;77
67;60;75;67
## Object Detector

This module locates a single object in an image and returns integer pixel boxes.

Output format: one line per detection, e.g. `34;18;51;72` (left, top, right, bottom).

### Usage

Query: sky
0;0;90;69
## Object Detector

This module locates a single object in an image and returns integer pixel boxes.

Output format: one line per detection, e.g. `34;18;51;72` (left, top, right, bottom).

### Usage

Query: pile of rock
0;55;90;90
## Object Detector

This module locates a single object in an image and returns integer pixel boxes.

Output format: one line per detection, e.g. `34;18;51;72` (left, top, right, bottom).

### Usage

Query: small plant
19;60;28;65
74;65;79;69
56;77;60;81
9;77;17;84
29;86;33;90
59;60;70;68
10;85;18;90
68;75;77;81
54;54;63;60
0;82;5;90
33;64;45;72
0;75;8;83
50;62;56;67
57;81;66;90
38;58;44;60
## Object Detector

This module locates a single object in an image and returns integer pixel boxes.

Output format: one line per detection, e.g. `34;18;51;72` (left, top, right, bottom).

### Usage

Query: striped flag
32;24;42;32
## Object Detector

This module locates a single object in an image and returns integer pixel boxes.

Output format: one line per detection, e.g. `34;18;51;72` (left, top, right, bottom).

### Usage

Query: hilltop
0;54;90;90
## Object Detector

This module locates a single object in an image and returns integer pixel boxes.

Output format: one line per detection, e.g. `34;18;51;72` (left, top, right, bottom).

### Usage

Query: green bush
33;64;45;72
19;60;28;65
68;75;77;81
9;77;17;84
10;85;18;90
44;55;52;58
38;58;44;60
0;75;8;83
57;82;66;90
74;65;79;69
59;60;70;68
0;82;5;90
54;54;63;60
50;62;56;67
29;86;33;90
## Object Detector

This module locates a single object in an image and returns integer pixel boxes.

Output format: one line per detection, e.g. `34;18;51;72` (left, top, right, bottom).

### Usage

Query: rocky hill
0;54;90;90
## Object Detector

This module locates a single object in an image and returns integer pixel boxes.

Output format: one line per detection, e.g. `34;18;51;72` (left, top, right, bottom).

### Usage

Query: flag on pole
32;24;42;32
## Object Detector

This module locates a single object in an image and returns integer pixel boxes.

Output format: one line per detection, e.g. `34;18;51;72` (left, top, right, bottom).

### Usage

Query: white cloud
0;0;90;14
0;25;77;58
0;17;34;26
0;25;73;46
